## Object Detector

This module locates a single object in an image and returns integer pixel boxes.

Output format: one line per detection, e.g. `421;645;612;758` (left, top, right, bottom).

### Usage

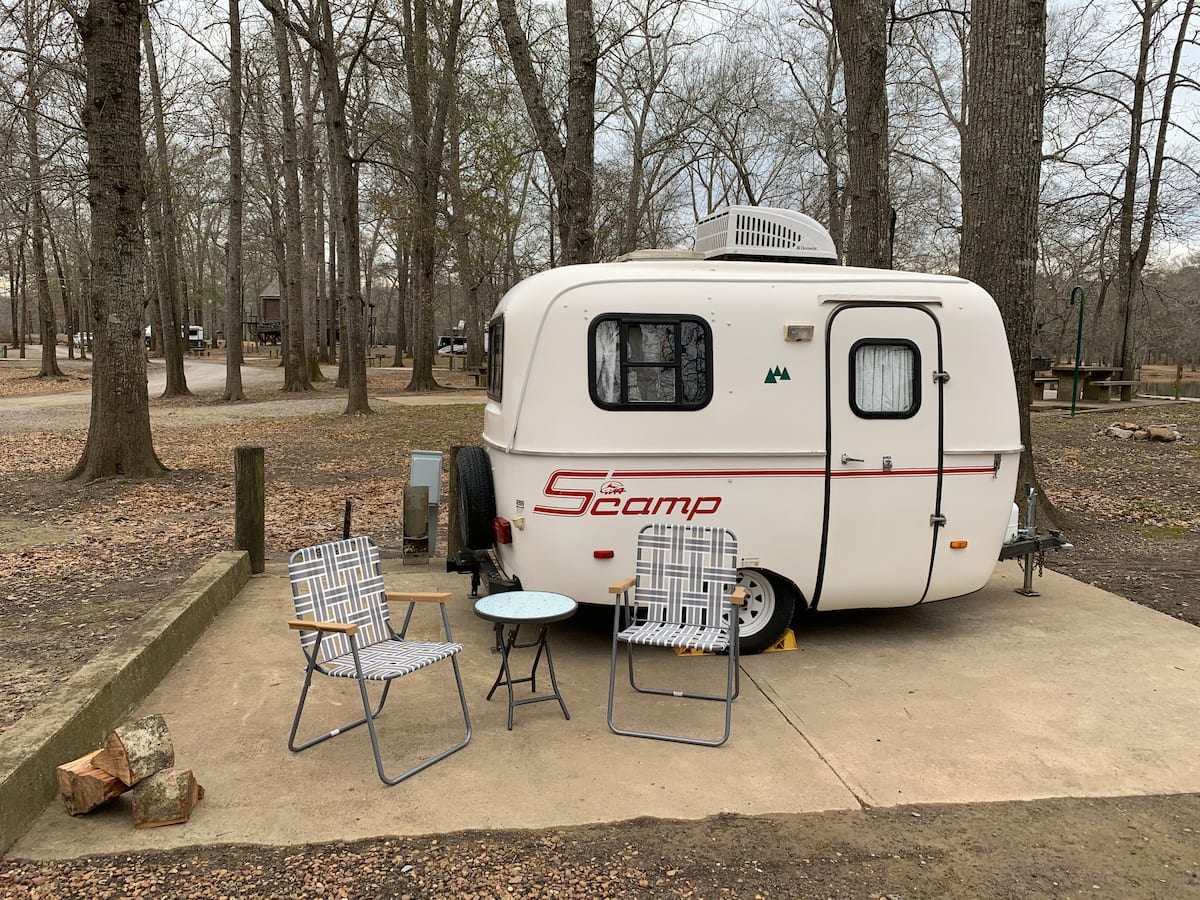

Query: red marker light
593;550;614;559
493;517;513;544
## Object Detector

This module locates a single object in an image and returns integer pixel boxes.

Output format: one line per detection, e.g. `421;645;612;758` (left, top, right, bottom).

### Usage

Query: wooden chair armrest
608;577;636;594
288;619;359;635
729;586;747;606
385;591;453;604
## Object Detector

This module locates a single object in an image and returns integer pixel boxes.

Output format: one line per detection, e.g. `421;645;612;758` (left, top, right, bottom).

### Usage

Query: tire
455;446;496;550
725;569;798;654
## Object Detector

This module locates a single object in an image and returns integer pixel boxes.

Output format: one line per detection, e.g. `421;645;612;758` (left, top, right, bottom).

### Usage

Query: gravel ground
2;795;1198;899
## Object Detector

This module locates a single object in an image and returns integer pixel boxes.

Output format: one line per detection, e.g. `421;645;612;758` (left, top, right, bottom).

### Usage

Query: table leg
483;620;571;729
485;621;519;730
539;628;570;721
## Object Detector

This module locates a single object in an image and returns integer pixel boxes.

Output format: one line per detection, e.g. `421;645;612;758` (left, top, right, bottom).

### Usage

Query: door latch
840;453;864;464
930;513;947;527
882;455;893;471
932;370;951;384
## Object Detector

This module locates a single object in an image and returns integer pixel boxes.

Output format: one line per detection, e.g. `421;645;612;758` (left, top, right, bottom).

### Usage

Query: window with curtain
590;315;712;410
487;318;504;401
851;340;920;418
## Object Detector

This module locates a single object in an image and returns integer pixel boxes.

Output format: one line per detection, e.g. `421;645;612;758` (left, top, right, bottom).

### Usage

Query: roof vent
693;206;838;264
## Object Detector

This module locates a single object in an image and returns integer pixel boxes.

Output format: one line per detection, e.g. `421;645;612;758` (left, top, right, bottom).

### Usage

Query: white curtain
594;321;620;402
855;344;914;413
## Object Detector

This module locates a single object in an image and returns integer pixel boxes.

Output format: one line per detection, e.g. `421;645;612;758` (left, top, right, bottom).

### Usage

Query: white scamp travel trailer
450;207;1061;652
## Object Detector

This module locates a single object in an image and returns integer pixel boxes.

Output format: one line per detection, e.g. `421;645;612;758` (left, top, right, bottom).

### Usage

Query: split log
56;750;129;815
130;768;205;829
93;714;174;787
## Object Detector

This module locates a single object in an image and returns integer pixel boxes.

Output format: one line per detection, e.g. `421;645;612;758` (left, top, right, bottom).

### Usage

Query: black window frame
848;338;921;419
587;313;713;411
486;317;504;401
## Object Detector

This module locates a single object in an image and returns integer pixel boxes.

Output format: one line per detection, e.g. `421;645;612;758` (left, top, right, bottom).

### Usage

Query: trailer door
817;304;943;609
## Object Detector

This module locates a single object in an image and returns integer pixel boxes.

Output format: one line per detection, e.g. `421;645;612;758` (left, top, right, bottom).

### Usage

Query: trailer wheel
455;446;495;550
728;569;797;654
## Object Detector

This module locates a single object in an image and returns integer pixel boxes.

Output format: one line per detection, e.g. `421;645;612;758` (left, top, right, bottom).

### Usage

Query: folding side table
473;591;577;730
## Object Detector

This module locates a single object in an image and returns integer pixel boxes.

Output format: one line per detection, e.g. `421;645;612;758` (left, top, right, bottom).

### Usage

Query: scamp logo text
533;471;722;520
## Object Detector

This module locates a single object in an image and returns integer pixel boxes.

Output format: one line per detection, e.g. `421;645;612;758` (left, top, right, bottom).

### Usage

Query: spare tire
456;446;496;550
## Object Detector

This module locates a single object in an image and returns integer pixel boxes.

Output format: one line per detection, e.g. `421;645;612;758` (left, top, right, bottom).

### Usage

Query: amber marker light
949;540;968;549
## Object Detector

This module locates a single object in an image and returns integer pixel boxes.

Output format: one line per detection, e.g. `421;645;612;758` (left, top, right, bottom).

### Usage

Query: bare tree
20;0;64;377
68;0;166;481
496;0;598;265
959;0;1046;500
1114;0;1195;381
265;0;379;413
142;13;191;396
399;0;464;391
267;2;312;393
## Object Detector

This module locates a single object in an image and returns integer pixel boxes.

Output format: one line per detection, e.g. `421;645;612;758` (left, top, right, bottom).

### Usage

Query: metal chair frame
606;524;745;747
288;537;472;785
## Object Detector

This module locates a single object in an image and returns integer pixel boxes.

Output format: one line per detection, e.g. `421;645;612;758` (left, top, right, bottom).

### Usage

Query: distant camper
144;324;206;350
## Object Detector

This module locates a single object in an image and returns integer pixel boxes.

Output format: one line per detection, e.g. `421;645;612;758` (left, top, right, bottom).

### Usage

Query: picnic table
1049;365;1136;403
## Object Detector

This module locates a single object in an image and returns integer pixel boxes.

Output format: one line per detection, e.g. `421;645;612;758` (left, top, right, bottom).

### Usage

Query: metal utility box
410;450;443;556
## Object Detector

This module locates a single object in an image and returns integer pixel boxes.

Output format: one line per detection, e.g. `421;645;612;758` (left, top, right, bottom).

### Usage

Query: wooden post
1176;363;1183;401
447;446;464;559
402;485;429;564
235;445;265;573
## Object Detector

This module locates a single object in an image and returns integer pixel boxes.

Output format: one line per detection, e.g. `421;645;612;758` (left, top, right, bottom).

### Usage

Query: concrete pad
10;561;1200;859
10;563;849;858
743;564;1200;807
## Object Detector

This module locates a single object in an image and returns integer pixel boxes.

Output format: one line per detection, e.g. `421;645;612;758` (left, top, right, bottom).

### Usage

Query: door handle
840;453;864;464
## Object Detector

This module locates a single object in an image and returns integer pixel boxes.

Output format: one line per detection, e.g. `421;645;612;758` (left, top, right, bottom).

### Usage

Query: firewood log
93;714;175;787
56;750;129;815
130;768;205;829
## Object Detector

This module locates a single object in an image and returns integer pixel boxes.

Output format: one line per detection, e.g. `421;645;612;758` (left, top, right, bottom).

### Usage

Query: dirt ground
0;353;1197;897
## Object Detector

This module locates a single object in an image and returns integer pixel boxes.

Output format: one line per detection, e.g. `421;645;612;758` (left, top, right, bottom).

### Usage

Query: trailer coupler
997;485;1074;596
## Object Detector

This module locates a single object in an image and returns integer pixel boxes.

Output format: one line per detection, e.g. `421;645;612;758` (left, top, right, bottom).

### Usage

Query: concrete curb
0;550;251;855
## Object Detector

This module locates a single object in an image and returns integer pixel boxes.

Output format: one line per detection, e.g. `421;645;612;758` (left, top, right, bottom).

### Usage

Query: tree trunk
299;48;326;382
400;0;462;392
47;221;77;362
23;19;64;379
959;0;1046;506
223;0;246;401
392;229;408;364
269;7;312;393
831;0;891;268
70;0;166;482
142;15;190;397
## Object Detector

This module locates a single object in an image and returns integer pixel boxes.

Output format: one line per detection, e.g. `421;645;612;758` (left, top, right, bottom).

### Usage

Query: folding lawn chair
287;536;471;785
607;523;746;747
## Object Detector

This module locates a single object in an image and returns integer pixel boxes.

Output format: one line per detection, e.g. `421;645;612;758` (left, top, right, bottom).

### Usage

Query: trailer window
589;315;712;410
487;318;503;401
850;339;920;418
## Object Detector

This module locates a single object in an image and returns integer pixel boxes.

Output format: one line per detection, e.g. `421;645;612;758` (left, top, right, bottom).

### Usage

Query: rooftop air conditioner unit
694;206;838;264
